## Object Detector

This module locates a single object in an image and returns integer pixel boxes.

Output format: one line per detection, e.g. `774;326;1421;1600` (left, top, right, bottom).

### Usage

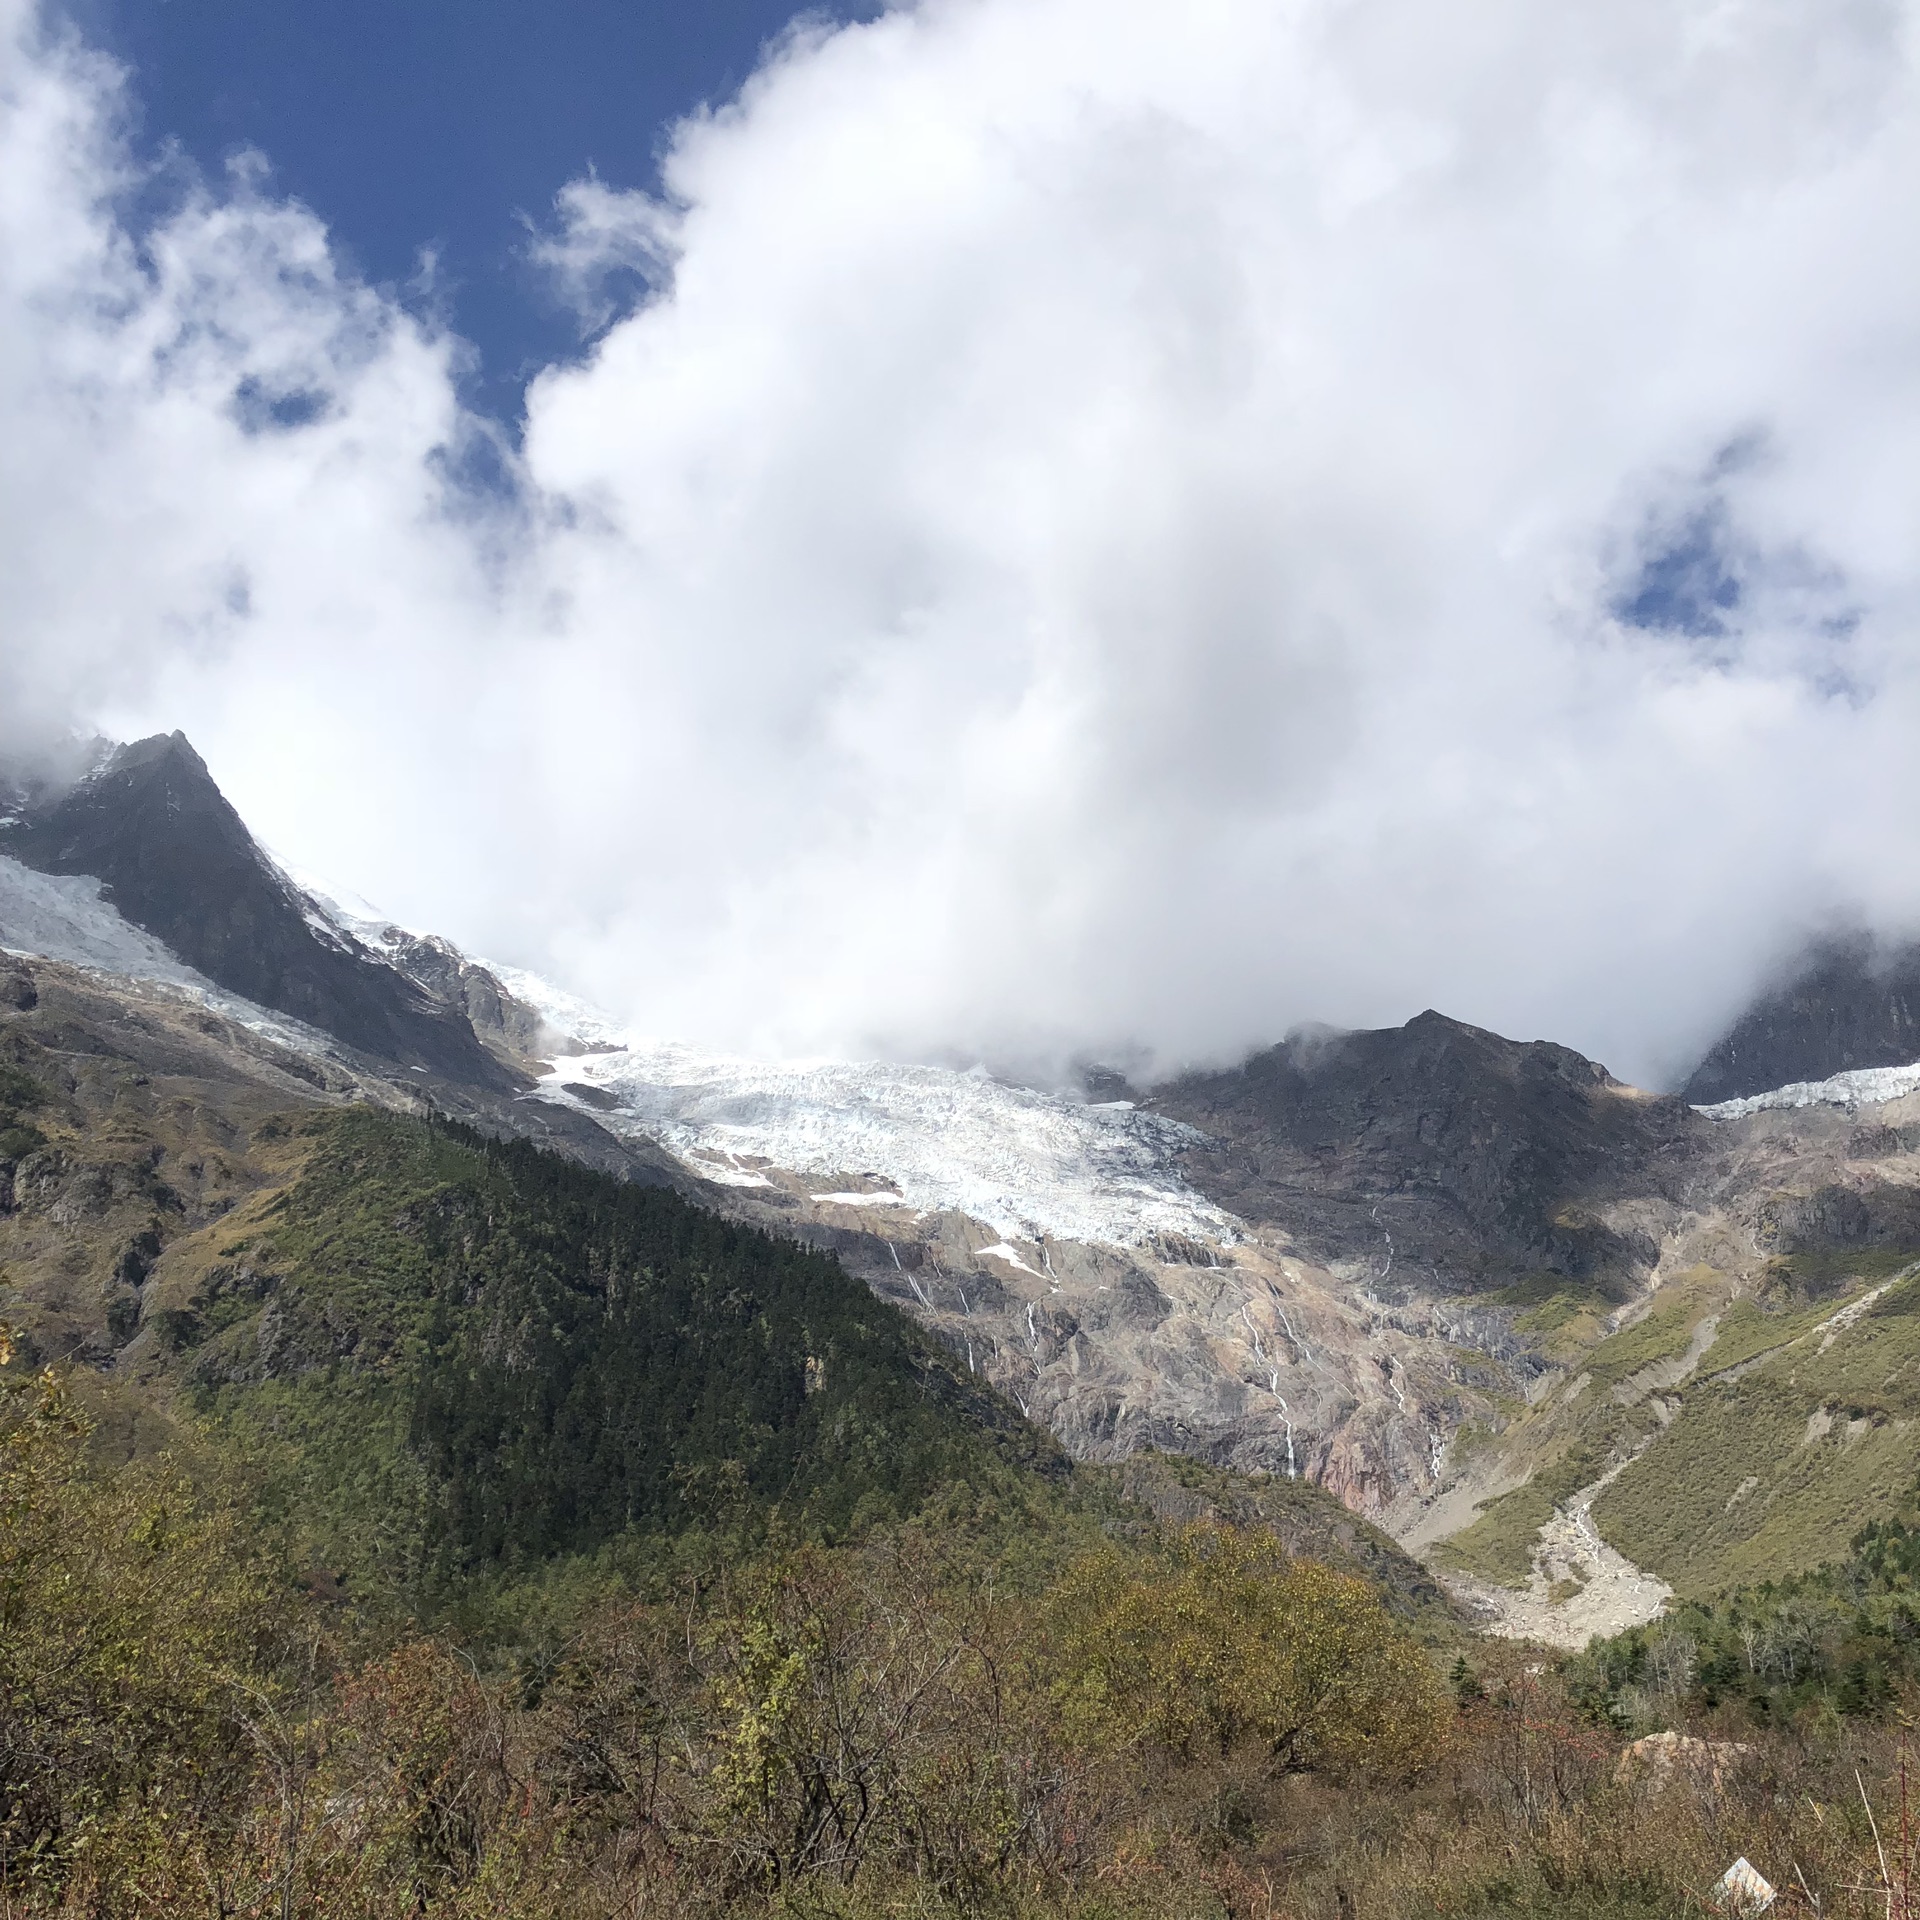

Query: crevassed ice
1695;1059;1920;1119
218;878;1244;1252
498;973;1238;1250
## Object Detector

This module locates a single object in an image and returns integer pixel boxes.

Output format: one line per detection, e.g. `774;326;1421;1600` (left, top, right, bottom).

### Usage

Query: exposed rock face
1146;1012;1704;1294
1755;1178;1920;1263
718;1186;1470;1514
0;734;517;1090
1682;933;1920;1105
1613;1732;1755;1796
375;932;554;1061
466;1004;1920;1528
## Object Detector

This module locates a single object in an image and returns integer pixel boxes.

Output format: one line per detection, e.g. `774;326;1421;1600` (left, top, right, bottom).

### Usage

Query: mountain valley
12;735;1920;1916
6;734;1920;1656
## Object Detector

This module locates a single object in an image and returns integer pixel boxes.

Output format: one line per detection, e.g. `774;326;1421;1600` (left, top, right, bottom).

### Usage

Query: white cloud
524;173;679;335
5;0;1920;1087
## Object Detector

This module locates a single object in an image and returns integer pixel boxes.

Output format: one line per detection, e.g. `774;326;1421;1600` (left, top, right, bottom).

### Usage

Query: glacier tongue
0;854;209;986
1;852;1237;1255
170;875;1246;1255
500;972;1238;1250
1694;1058;1920;1119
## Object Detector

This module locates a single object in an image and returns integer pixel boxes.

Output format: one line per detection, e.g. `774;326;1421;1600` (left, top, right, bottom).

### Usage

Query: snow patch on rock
0;855;344;1059
977;1242;1041;1275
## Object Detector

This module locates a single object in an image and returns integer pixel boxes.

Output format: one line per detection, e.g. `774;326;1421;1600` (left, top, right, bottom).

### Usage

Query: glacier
481;964;1236;1251
0;854;210;987
529;1031;1243;1252
3;852;1242;1254
1694;1059;1920;1119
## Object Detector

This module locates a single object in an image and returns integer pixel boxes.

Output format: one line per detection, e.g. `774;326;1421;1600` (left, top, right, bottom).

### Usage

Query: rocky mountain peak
0;733;518;1089
1146;1009;1700;1292
1681;932;1920;1105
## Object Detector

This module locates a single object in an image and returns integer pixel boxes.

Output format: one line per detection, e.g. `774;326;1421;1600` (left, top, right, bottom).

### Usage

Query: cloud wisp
5;0;1920;1087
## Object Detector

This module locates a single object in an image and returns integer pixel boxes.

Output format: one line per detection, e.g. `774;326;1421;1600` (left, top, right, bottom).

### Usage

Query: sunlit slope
1597;1259;1920;1597
1426;1249;1920;1609
0;960;1065;1605
0;949;1473;1643
1426;1265;1734;1587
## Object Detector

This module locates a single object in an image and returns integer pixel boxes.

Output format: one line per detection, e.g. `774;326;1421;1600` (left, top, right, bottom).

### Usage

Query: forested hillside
0;1031;1474;1918
167;1108;1066;1613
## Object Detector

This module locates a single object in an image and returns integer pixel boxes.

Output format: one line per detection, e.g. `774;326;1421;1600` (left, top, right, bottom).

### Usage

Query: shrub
1045;1521;1449;1781
0;1328;287;1899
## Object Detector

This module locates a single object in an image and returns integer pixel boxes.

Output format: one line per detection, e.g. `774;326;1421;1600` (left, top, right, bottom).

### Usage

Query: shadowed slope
1682;933;1920;1105
1149;1010;1703;1292
0;733;517;1089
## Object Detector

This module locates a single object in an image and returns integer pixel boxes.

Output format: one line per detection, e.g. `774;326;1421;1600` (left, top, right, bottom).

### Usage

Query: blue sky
66;0;875;410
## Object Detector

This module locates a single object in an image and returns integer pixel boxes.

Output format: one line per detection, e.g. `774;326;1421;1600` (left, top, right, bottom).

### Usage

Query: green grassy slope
1421;1254;1920;1600
1597;1261;1920;1597
1429;1268;1730;1586
1431;1433;1622;1587
0;971;331;1379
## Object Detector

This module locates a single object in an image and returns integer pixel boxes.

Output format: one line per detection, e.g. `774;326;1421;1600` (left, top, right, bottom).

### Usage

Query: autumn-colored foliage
0;1332;286;1905
1046;1522;1449;1780
9;1337;1920;1917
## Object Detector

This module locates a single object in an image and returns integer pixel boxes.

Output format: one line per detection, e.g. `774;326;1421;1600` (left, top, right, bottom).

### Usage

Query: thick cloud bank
5;0;1920;1086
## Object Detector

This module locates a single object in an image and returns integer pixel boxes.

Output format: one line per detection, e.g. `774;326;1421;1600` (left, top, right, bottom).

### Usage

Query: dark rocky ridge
1681;933;1920;1105
0;733;519;1091
1147;1011;1705;1294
